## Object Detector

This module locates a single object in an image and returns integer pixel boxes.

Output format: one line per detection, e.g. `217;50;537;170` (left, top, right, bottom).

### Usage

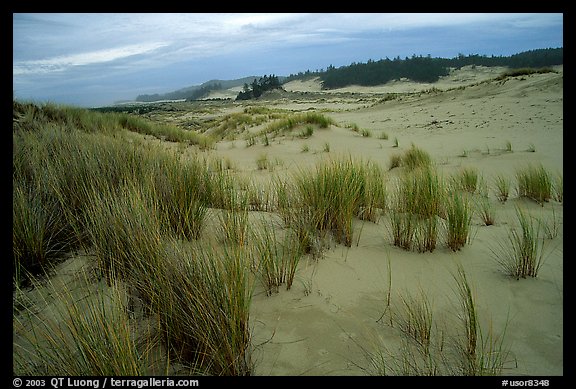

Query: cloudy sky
13;13;563;107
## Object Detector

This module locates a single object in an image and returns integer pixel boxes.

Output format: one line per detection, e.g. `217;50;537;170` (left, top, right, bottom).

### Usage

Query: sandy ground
236;66;563;376
14;65;563;376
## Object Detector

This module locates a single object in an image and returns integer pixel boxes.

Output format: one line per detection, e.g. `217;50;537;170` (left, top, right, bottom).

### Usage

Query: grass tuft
14;272;151;376
451;264;512;375
252;222;303;295
515;163;552;205
390;165;443;252
451;167;479;193
444;191;473;251
493;174;511;203
402;144;432;171
490;207;547;279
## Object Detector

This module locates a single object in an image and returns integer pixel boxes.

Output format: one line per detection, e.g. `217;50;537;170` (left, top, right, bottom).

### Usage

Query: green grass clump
490;207;547;279
392;287;434;355
538;205;560;240
13;100;257;376
81;181;164;285
13;122;157;284
475;196;495;226
287;156;386;248
398;166;442;219
390;166;443;252
358;162;387;223
275;180;319;255
451;167;479;193
14;100;122;134
13;183;68;285
152;242;254;375
403;144;432;171
389;212;418;251
515;163;552;205
260;112;335;137
493;174;511;203
218;195;250;247
294;157;366;246
116;112;214;149
14;275;149;376
252;222;303;295
451;265;510;376
153;155;211;240
444;192;473;251
389;144;432;171
346;123;360;133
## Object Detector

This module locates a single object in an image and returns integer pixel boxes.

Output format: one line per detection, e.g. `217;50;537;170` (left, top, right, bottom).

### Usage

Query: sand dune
242;67;563;376
14;65;563;377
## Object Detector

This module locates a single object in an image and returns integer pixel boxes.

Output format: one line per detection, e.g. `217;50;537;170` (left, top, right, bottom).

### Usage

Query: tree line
236;75;283;100
320;55;449;89
284;47;562;89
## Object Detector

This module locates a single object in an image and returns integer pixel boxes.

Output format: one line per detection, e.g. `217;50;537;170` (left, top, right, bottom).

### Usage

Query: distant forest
284;47;563;89
236;75;282;100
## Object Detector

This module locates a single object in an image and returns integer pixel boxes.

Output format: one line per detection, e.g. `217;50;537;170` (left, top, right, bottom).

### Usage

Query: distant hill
133;47;562;103
135;76;287;102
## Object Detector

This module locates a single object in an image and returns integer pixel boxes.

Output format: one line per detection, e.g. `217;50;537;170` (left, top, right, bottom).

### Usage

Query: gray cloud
13;13;563;107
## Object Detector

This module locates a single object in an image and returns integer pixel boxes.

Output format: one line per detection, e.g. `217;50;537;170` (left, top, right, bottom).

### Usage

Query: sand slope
244;67;563;376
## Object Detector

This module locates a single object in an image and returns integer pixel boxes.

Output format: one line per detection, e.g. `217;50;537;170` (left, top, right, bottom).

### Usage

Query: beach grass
154;155;211;240
515;163;552;205
402;144;432;171
475;196;496;226
452;167;479;193
217;187;250;247
490;207;547;279
259;112;335;138
368;264;511;376
552;171;563;203
293;156;366;247
252;221;303;295
358;161;387;223
444;191;473;251
451;264;511;375
12;183;69;286
13;272;151;376
494;174;511;203
390;165;443;252
13;82;560;377
392;287;435;355
151;241;254;375
388;153;402;170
